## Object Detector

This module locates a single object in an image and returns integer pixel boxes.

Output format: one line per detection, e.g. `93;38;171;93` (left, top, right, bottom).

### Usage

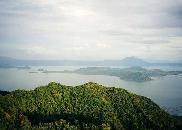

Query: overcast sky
0;0;182;60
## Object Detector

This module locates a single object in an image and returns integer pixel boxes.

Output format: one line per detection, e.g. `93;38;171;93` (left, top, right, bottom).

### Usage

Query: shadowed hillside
0;82;181;130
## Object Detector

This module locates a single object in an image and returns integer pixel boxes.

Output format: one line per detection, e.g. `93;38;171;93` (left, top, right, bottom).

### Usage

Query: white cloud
96;43;110;48
20;46;60;56
0;0;182;60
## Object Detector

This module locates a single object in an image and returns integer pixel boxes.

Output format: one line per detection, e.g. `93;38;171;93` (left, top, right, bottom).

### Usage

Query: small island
29;71;38;73
16;66;31;70
43;67;182;82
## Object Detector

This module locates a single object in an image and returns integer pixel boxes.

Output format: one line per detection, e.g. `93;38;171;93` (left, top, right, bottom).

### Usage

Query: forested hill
0;82;181;130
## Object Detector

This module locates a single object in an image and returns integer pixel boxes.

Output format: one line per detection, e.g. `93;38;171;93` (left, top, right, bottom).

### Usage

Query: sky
0;0;182;60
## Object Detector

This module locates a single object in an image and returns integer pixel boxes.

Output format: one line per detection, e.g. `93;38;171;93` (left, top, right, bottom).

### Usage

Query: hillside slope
0;82;181;130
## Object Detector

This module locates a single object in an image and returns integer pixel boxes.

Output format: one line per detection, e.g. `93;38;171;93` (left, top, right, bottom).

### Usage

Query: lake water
0;66;182;115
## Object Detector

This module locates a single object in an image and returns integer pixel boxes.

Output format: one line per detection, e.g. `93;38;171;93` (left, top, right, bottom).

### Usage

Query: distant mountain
119;56;149;66
0;82;181;129
0;56;16;61
0;56;181;67
0;56;19;68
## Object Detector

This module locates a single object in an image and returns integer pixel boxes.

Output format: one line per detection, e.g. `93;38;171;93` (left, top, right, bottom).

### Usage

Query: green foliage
0;82;180;130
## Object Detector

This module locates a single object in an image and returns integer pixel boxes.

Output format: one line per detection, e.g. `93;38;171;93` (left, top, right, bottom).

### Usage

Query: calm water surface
0;66;182;115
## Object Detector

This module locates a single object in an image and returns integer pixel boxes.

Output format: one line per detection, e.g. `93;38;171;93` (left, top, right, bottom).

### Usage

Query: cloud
96;43;110;48
22;46;59;56
0;0;182;60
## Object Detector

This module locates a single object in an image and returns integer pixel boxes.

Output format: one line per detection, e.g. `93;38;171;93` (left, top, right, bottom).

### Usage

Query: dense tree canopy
0;82;181;130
